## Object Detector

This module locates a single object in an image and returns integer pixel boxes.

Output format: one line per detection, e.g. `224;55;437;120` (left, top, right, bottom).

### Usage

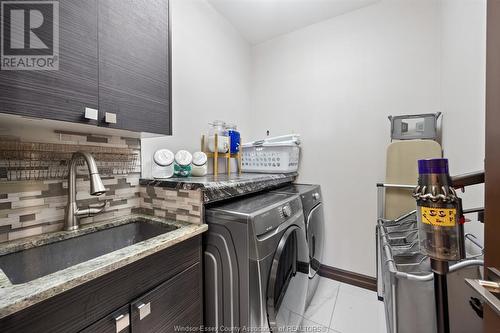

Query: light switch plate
84;107;98;120
105;112;117;124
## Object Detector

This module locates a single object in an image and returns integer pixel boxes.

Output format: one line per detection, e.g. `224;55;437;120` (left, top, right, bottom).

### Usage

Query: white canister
174;150;193;177
191;152;208;177
152;149;174;179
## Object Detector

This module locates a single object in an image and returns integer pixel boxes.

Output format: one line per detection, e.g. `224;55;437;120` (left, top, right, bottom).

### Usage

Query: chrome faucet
65;151;107;231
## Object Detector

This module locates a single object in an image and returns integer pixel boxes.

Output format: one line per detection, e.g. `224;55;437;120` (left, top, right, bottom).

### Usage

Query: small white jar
152;149;174;179
174;150;193;177
191;152;208;177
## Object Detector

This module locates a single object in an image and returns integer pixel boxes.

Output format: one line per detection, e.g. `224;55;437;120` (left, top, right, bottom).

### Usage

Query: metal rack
0;140;139;181
377;206;484;333
376;171;487;333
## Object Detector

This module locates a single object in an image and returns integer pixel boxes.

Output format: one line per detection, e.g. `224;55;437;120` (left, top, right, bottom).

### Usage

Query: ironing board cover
385;140;442;219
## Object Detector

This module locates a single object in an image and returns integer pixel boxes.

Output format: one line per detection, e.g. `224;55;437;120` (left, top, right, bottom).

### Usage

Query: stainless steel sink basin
0;220;178;285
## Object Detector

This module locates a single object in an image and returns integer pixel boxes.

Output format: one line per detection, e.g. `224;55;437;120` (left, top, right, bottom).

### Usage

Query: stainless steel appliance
204;192;309;332
271;184;325;306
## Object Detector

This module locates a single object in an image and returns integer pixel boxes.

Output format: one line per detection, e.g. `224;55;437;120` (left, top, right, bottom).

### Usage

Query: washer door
307;203;325;278
267;225;308;332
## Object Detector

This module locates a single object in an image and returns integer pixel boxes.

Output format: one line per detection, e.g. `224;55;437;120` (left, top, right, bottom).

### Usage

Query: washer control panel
254;196;302;236
281;205;292;218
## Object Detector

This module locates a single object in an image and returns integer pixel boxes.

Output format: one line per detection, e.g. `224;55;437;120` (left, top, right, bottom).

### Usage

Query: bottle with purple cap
413;158;465;263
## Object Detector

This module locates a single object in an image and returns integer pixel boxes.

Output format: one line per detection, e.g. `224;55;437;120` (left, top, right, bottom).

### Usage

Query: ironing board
384;140;442;219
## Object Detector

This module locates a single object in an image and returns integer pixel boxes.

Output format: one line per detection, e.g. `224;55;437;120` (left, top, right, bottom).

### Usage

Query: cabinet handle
135;302;151;320
84;107;98;120
105;112;117;124
113;313;130;333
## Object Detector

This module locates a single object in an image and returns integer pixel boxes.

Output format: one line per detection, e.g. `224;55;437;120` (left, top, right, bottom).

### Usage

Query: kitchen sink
0;220;178;285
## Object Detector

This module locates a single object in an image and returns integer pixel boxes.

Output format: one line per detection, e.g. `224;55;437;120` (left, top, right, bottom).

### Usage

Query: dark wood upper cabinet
0;0;171;135
0;0;99;124
98;0;171;134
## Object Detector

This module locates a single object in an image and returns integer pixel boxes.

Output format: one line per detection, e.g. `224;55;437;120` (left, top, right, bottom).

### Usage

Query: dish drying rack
0;140;139;181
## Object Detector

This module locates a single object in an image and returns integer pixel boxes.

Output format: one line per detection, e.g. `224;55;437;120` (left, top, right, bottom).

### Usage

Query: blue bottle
226;124;240;154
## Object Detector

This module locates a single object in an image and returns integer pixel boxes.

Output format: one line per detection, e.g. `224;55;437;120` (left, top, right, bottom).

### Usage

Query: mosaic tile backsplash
0;131;142;242
0;130;203;243
137;186;202;224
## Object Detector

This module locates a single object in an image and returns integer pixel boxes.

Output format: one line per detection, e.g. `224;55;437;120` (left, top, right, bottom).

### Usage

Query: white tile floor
297;277;387;333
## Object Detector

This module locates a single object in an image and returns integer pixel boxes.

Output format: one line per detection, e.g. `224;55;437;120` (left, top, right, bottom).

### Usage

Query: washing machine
272;184;325;305
204;192;309;332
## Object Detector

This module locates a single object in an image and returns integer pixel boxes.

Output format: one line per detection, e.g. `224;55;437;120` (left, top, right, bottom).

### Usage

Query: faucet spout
65;152;106;231
90;173;106;196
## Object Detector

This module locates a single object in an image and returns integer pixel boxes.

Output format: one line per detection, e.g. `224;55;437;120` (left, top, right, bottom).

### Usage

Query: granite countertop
140;172;298;203
0;214;207;319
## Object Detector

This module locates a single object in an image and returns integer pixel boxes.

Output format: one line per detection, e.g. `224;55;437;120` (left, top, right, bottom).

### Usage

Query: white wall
141;0;252;178
250;0;485;276
439;0;486;247
141;0;486;277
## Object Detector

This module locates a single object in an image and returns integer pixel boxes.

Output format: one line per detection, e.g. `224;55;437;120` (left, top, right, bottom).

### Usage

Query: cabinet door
0;0;99;123
130;263;202;333
79;305;130;333
98;0;171;134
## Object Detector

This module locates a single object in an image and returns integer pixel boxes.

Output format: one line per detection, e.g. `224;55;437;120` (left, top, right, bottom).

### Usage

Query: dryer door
307;203;325;278
266;225;308;332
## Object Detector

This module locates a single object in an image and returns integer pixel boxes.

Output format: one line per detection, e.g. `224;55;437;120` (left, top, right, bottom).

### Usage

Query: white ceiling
207;0;379;44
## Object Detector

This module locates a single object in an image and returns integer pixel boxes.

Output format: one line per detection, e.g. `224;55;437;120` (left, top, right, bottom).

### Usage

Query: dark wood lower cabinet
130;263;202;333
0;235;202;333
80;305;131;333
81;263;201;333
